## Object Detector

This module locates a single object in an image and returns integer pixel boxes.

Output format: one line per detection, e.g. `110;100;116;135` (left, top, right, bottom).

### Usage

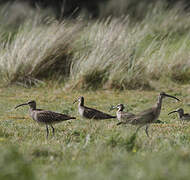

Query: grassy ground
1;83;190;180
1;2;190;179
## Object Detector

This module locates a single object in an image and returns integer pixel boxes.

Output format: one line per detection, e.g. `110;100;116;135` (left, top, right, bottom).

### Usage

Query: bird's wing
131;108;155;124
183;114;190;120
122;112;135;119
120;108;155;125
84;106;116;119
36;110;75;124
136;108;154;116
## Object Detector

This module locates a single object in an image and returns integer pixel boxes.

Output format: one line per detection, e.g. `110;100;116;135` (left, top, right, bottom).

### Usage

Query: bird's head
110;104;124;111
15;100;36;110
73;96;84;105
159;92;180;101
168;108;184;115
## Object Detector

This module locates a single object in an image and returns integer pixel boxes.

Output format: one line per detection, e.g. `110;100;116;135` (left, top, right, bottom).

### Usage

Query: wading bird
168;108;190;121
117;92;180;137
15;100;76;138
111;104;135;121
73;96;116;120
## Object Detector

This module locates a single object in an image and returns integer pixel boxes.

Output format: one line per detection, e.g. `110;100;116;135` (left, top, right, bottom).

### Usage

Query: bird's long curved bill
164;94;180;101
15;103;28;109
109;106;117;111
73;99;78;104
168;110;178;115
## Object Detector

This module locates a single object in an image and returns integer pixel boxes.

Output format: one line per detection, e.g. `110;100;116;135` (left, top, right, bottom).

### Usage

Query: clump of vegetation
69;19;151;90
0;1;190;89
0;19;82;86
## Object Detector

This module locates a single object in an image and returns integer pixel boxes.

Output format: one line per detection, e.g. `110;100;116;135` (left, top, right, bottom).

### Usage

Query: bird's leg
50;124;55;136
46;124;49;139
135;124;145;134
145;125;149;137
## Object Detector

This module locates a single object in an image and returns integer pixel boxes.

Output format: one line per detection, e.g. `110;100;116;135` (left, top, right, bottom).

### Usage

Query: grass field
1;1;190;179
1;83;190;180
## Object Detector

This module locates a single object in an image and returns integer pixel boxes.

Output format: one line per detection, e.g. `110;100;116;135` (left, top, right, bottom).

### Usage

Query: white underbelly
79;107;84;116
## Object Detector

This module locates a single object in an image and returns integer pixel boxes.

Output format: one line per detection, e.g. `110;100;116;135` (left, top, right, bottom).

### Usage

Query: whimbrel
117;92;180;137
15;100;76;138
168;108;190;121
73;96;116;120
111;104;135;121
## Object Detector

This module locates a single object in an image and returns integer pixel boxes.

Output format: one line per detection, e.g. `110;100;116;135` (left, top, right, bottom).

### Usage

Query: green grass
1;84;190;179
1;3;190;179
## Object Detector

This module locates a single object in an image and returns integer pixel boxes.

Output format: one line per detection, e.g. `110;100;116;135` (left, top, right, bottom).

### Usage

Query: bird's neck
156;96;163;110
118;108;123;112
79;100;84;107
29;106;36;111
179;111;184;118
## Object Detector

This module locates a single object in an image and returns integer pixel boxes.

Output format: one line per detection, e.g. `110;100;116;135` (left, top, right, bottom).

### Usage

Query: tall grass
69;18;151;90
70;3;190;89
0;2;190;89
0;19;82;86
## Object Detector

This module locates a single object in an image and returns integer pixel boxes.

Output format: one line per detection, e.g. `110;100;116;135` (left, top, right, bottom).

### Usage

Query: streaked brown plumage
117;92;180;137
111;104;135;121
15;100;76;138
168;108;190;121
73;96;116;120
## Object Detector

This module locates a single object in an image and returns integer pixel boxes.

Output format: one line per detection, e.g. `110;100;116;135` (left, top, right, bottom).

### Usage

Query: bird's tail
111;116;117;119
63;116;76;121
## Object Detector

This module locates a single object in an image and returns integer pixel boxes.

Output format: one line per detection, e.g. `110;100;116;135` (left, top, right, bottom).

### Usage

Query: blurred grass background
0;1;190;89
